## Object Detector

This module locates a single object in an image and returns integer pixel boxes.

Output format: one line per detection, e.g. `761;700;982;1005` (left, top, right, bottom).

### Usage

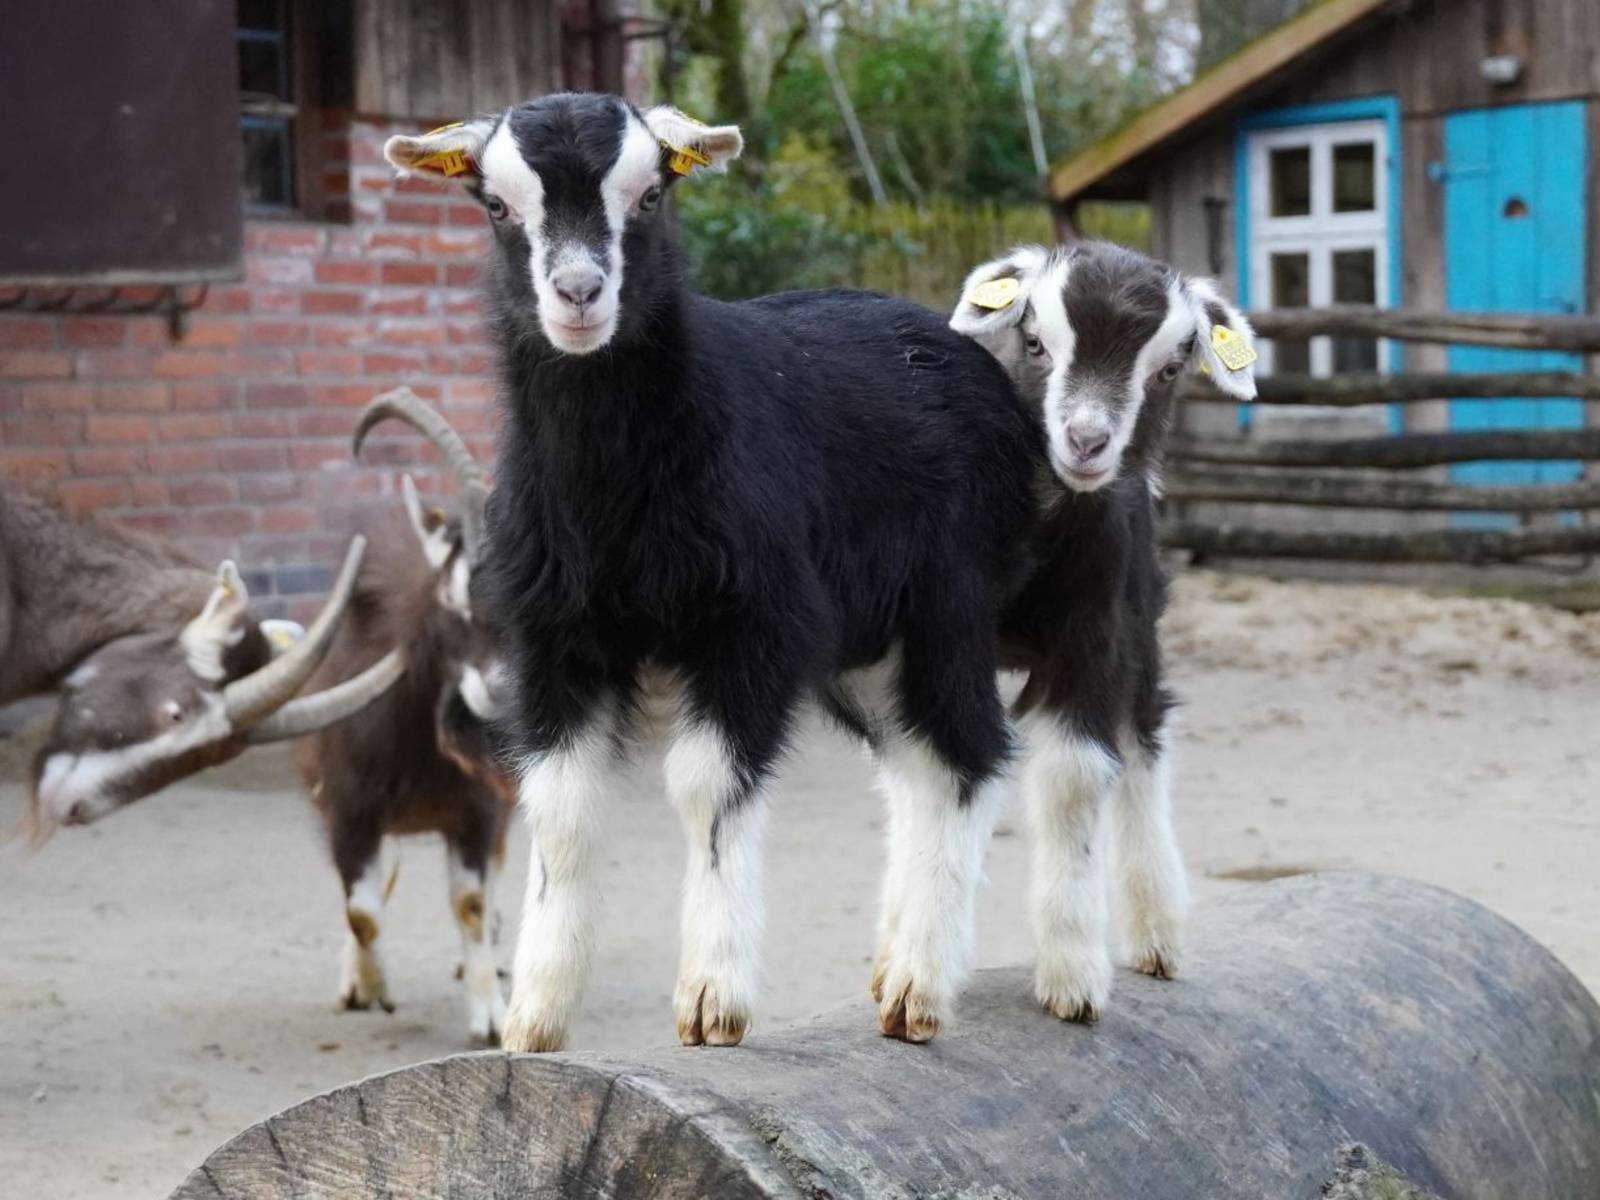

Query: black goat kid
953;240;1258;1022
387;94;1041;1051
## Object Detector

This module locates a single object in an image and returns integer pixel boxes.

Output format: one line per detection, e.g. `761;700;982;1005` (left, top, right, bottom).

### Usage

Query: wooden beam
1183;371;1600;407
1166;466;1600;511
1049;0;1397;202
1171;428;1600;468
1162;521;1600;563
1247;306;1600;351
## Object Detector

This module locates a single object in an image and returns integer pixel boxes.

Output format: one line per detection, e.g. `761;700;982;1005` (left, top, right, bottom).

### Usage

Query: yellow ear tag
413;148;473;178
1211;325;1258;371
425;121;464;136
969;276;1021;311
265;625;298;653
662;141;713;177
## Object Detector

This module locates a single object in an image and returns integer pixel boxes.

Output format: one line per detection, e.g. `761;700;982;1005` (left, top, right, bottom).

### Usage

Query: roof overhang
1050;0;1404;206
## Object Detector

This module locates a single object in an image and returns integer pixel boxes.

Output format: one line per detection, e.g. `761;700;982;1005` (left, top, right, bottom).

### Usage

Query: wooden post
176;873;1600;1199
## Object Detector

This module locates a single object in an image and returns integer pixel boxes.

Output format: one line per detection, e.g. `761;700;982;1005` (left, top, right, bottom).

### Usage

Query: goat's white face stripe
605;116;663;242
1106;281;1193;466
1030;257;1079;473
480;120;544;231
35;694;230;826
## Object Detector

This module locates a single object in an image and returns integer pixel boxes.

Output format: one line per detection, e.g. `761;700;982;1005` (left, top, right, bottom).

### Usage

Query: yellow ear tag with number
414;148;473;178
662;141;712;176
969;276;1021;311
1211;325;1258;371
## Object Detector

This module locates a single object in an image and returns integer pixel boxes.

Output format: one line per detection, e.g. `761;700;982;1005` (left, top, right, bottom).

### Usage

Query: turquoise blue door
1444;101;1587;497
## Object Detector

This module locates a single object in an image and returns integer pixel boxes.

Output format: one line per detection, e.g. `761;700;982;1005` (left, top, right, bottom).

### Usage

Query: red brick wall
0;115;498;620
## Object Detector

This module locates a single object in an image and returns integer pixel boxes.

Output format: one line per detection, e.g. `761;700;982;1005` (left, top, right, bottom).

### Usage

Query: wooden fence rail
1171;428;1600;469
1180;370;1600;407
1165;466;1600;512
1248;306;1600;352
1163;522;1600;564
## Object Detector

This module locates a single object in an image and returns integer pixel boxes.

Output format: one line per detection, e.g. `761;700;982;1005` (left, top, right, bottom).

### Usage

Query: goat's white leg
665;723;767;1047
502;717;617;1054
1024;718;1118;1022
338;840;397;1013
447;845;508;1044
870;763;914;1003
872;737;1003;1042
1114;728;1188;979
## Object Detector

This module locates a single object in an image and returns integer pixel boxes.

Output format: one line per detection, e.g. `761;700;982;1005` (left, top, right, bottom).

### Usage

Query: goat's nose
1068;427;1111;461
551;265;604;308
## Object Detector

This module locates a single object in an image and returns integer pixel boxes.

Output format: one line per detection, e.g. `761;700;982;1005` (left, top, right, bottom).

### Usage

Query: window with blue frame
1244;118;1389;377
238;0;296;211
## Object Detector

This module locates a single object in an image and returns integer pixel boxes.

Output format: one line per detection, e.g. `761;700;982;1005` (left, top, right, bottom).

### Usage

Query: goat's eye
484;195;508;221
1158;361;1183;383
162;700;184;724
1024;334;1047;358
639;185;664;214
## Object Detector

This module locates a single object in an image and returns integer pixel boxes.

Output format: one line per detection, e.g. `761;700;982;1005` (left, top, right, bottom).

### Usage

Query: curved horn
354;386;490;560
222;536;367;729
243;649;406;744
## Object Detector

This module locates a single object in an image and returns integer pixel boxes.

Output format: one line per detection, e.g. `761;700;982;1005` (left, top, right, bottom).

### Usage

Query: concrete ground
2;569;1597;1198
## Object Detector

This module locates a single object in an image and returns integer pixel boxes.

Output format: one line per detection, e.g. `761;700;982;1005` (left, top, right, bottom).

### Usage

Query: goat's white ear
642;106;743;174
949;245;1050;337
402;474;454;571
180;561;252;682
384;118;496;185
259;619;306;657
1184;276;1258;401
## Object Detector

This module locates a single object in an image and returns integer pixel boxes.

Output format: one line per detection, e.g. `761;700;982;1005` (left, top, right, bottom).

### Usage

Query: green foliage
663;0;1179;302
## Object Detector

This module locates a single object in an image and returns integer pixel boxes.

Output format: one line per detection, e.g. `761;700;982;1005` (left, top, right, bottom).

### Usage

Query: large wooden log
176;873;1600;1199
1171;427;1600;468
1249;306;1600;352
1165;466;1600;511
1182;370;1600;407
1162;521;1600;563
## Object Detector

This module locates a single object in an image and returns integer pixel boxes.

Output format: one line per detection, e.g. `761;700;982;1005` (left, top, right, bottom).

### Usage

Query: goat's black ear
1183;276;1258;401
949;246;1049;337
385;117;496;186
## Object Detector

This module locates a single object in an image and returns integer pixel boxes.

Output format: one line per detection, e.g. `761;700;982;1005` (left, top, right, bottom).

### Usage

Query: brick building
0;0;639;618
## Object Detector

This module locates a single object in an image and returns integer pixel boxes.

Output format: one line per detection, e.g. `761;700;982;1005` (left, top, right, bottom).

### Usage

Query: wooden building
0;0;638;615
1049;0;1600;533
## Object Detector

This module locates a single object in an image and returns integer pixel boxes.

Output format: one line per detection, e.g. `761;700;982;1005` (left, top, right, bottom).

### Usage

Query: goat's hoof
875;970;943;1043
674;979;750;1047
500;1004;566;1053
1129;946;1180;980
337;974;395;1014
466;982;510;1046
1036;962;1110;1025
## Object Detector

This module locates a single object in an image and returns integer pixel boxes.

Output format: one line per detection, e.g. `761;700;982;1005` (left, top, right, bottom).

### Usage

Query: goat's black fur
475;93;1042;807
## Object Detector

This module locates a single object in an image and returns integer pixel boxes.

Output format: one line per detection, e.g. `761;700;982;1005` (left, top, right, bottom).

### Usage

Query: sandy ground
2;568;1597;1198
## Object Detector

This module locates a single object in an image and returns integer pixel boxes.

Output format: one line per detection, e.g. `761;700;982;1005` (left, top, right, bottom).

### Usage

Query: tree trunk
176;873;1600;1199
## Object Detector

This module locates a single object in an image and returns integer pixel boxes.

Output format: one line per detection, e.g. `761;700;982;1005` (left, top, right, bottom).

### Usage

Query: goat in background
294;388;514;1044
1;478;399;835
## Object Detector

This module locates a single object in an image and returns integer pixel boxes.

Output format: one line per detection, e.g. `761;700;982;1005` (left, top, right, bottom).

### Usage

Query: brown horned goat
294;388;515;1044
1;477;400;836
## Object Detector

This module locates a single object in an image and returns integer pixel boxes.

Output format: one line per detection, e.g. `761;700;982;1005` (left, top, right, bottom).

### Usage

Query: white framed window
1247;119;1389;377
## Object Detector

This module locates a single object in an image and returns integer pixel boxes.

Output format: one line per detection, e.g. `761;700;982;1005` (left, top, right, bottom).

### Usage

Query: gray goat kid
293;388;515;1044
1;478;401;834
952;240;1257;1023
